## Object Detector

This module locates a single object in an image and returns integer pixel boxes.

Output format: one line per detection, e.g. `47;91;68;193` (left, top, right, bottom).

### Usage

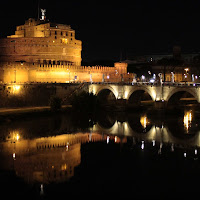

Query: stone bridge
88;82;200;108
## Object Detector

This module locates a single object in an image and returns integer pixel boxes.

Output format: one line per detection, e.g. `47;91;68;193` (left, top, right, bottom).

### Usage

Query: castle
0;11;133;84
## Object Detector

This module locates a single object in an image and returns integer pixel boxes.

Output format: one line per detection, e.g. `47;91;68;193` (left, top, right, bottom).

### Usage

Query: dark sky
1;0;200;62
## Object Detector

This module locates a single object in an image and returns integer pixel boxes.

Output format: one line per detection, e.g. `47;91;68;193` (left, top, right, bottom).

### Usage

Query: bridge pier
115;99;127;111
154;100;166;110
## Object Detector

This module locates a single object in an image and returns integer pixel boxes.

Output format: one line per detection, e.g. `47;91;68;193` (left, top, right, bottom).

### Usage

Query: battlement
0;61;133;84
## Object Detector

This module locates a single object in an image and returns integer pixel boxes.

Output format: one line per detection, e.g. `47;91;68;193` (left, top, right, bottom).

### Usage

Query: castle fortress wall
0;18;134;84
0;62;133;83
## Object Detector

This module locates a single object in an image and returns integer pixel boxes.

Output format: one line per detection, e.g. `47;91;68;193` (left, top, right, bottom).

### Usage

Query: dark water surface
1;110;200;199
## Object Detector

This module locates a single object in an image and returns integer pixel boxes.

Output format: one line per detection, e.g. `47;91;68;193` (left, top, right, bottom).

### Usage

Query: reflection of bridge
89;83;200;108
92;120;200;148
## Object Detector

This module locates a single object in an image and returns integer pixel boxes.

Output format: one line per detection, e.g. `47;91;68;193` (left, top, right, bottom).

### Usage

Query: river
0;109;200;199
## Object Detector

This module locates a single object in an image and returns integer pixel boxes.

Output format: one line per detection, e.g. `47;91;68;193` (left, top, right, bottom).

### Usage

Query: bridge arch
165;88;199;106
95;86;117;105
127;87;155;106
127;87;156;101
95;86;118;99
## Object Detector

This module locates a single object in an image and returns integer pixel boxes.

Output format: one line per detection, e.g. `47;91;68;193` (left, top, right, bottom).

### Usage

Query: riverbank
0;105;72;123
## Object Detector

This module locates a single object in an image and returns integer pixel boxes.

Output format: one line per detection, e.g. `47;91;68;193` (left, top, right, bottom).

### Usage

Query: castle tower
114;62;128;75
0;14;82;66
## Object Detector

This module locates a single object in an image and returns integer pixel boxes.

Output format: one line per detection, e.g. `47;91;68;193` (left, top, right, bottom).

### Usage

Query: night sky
1;0;200;63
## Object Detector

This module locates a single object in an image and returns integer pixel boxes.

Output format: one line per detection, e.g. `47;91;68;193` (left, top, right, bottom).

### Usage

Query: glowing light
141;75;145;81
16;134;20;141
124;91;128;99
184;152;187;158
195;149;198;155
149;78;155;83
114;136;117;143
13;153;16;160
152;140;155;146
183;111;192;132
12;85;21;94
141;141;144;149
140;116;149;129
107;136;109;144
61;164;67;170
151;89;158;101
10;130;20;141
66;142;69;151
62;38;68;44
40;184;44;196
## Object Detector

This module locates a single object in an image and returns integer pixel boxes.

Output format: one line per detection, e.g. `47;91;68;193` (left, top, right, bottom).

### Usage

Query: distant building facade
126;46;200;83
0;15;133;84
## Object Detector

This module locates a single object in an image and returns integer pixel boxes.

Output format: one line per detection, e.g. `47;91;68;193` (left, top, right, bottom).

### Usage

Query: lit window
62;38;68;44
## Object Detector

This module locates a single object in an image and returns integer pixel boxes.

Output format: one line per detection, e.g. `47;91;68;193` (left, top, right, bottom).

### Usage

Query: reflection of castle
0;12;134;83
0;133;104;183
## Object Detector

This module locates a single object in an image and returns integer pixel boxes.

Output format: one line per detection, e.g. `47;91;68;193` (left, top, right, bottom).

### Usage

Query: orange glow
183;111;192;132
12;85;21;94
140;115;149;129
9;130;20;141
62;38;68;44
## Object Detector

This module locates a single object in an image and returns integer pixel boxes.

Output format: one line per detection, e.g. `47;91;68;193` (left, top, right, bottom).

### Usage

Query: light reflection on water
183;110;192;132
1;110;200;197
0;133;103;184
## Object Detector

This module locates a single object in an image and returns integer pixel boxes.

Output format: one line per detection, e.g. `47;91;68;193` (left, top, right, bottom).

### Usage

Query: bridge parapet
89;82;200;104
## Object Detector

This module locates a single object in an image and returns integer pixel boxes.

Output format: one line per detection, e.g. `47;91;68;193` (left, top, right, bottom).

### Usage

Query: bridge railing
88;81;200;87
2;81;200;87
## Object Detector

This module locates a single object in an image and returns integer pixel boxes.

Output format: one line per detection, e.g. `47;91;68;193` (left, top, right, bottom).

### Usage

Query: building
0;18;82;66
0;12;133;84
126;46;200;83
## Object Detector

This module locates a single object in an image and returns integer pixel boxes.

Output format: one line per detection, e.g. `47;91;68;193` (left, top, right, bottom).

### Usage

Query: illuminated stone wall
0;18;134;84
0;62;133;84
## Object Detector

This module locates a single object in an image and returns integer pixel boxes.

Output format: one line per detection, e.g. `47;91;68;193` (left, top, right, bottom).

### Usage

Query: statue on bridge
158;73;163;84
171;72;174;83
102;74;105;83
90;74;93;83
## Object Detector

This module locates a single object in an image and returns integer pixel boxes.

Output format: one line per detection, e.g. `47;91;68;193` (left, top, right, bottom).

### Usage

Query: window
55;31;57;35
61;31;63;36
